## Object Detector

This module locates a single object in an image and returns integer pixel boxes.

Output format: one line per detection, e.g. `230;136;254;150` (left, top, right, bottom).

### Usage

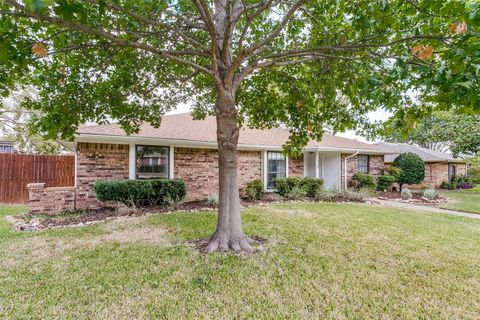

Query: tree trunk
204;93;254;253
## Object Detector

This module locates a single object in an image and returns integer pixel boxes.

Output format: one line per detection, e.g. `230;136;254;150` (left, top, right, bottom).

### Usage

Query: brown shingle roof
77;113;383;152
380;142;466;163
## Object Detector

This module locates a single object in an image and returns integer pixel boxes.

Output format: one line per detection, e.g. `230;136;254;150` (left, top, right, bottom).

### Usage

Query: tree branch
4;0;214;75
243;0;307;55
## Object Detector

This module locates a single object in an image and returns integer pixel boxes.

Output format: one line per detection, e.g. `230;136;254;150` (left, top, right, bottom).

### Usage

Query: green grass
440;189;480;214
1;203;480;319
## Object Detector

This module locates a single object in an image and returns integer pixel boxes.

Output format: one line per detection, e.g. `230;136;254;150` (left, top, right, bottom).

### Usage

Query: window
267;151;287;189
136;145;169;179
357;154;369;173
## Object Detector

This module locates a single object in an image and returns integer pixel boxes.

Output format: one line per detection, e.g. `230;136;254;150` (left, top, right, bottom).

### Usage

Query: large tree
1;86;62;154
1;0;479;252
380;111;480;156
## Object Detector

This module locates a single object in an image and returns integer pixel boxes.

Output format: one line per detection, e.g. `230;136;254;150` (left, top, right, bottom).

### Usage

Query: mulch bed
14;195;288;231
13;191;368;231
377;191;423;200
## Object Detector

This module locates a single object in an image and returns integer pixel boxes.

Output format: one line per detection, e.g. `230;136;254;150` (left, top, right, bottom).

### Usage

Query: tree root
204;232;255;253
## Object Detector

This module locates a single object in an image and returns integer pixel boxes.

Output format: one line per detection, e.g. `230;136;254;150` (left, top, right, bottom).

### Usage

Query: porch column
315;151;320;178
128;143;136;179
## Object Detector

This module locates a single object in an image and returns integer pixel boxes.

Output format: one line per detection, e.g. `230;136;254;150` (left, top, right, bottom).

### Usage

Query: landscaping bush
458;182;474;189
287;186;307;200
392;153;425;190
453;174;473;186
468;167;480;185
441;181;457;190
207;193;219;206
376;175;396;191
274;177;323;198
299;177;324;198
274;177;301;196
386;166;403;180
423;188;438;200
94;179;186;207
245;179;264;200
315;189;366;203
351;172;377;190
401;188;412;200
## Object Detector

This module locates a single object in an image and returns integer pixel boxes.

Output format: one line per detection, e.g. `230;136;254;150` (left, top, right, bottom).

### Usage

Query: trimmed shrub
315;189;366;203
392;152;425;190
94;179;186;207
299;177;324;198
287;186;307;200
246;179;263;200
458;182;474;189
387;166;403;180
441;181;457;190
351;172;377;190
401;188;412;200
274;177;301;196
376;175;396;191
423;188;438;200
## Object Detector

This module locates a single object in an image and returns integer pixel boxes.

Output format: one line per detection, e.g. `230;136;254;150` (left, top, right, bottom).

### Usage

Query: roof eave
75;133;388;154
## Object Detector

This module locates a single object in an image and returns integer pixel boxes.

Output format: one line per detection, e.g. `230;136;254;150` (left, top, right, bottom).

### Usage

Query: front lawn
440;189;480;214
1;203;480;318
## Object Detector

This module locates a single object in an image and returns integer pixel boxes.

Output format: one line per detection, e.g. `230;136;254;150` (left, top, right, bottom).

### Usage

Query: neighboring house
379;142;467;188
28;113;388;213
0;140;16;154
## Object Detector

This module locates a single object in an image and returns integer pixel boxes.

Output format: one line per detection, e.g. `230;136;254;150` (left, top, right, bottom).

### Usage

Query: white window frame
129;143;174;179
264;150;288;191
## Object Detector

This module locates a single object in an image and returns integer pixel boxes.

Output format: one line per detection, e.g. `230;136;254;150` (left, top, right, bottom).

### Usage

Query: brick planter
27;183;76;214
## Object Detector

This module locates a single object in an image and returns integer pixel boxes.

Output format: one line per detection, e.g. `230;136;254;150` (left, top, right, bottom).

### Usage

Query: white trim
169;146;174;179
321;152;325;179
286;156;289;178
263;150;268;191
315;151;319;178
128;143;136;180
303;152;307;177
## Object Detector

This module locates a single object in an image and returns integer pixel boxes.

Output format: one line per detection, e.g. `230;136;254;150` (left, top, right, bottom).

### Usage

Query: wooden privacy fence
0;154;74;204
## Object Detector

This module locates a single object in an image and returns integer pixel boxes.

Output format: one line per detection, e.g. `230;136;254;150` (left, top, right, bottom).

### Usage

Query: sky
166;103;392;143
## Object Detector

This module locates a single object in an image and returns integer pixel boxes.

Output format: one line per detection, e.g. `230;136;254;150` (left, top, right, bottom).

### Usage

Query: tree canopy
380;111;480;157
0;0;479;154
0;86;62;154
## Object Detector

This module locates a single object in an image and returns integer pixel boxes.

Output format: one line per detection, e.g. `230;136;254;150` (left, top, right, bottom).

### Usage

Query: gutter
73;134;388;154
344;150;359;190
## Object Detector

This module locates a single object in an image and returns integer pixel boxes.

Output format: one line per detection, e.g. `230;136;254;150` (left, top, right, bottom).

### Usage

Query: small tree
392;153;425;190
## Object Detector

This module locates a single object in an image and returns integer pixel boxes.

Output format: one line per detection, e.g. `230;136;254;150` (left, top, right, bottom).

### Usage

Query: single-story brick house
28;113;389;213
379;142;467;188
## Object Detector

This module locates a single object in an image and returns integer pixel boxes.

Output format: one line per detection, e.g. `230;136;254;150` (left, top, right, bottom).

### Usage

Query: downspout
74;142;78;210
344;150;359;191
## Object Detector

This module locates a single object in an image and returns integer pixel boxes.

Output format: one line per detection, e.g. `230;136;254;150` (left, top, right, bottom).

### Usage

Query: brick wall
75;143;129;208
386;162;468;189
341;154;385;188
288;155;304;177
27;183;75;214
174;147;262;201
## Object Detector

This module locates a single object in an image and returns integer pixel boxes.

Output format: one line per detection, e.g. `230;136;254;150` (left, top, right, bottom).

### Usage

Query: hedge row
93;179;186;207
274;177;324;197
352;172;396;191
